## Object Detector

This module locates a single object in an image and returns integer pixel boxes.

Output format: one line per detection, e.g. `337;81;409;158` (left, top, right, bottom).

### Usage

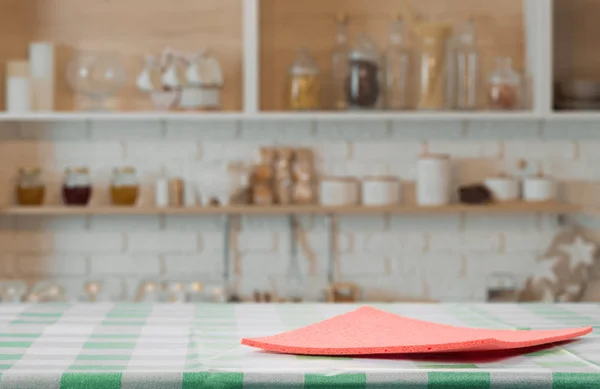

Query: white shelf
0;111;542;122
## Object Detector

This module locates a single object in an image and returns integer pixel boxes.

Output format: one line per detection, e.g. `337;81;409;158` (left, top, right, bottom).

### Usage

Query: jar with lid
63;167;92;206
286;49;321;110
330;13;350;110
487;57;522;110
110;167;139;206
415;22;453;110
346;34;382;109
16;167;45;206
291;149;315;205
385;14;412;110
449;18;480;110
251;148;275;206
274;148;293;205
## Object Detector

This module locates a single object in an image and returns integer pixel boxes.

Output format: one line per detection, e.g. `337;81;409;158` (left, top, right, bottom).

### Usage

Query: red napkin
242;306;592;356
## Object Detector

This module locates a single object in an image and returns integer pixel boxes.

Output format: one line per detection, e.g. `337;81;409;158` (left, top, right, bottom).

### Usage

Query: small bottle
110;167;139;206
330;13;350;110
385;14;412;110
450;18;480;110
62;167;92;206
16;167;45;206
488;57;522;110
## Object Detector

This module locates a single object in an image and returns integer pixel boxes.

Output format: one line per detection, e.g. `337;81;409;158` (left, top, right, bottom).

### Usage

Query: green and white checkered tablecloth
0;303;597;388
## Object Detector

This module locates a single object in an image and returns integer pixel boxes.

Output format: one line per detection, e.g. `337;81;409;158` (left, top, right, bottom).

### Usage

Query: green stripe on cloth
83;342;137;349
428;372;490;389
182;372;243;389
552;372;600;389
304;373;367;388
60;373;122;389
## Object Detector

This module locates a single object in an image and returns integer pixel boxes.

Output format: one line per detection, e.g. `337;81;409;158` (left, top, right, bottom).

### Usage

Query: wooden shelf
0;202;578;216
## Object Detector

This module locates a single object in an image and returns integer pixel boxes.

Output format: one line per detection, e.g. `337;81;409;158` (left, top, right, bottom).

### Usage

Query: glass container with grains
110;167;139;206
16;167;45;206
286;48;321;110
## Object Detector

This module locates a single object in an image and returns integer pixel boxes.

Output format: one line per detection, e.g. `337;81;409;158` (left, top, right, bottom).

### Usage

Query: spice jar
110;167;139;206
274;148;293;205
62;167;92;206
488;57;522;110
346;34;382;109
252;148;275;206
291;149;315;205
286;49;321;110
16;167;45;206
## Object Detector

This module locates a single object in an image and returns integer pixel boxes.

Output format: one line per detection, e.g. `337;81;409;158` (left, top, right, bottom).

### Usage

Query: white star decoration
532;259;559;285
559;236;597;269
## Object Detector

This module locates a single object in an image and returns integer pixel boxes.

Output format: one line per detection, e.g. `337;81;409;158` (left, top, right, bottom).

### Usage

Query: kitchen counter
0;303;597;388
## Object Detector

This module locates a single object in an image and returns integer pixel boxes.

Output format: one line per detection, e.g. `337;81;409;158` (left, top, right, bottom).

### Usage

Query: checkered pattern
0;303;596;388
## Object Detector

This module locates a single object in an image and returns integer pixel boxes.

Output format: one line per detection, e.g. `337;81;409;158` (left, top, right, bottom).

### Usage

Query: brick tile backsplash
0;119;596;302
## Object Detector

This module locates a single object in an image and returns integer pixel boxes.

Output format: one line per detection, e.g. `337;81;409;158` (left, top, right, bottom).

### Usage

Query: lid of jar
336;12;348;24
289;48;320;76
19;167;41;175
114;166;136;174
65;166;89;174
348;34;381;62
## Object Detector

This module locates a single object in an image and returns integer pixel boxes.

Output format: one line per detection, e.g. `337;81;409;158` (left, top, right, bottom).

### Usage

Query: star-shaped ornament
559;236;597;269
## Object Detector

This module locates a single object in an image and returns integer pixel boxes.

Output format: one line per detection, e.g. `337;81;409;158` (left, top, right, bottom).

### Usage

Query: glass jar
110;167;139;206
330;13;350;110
274;148;293;205
346;34;382;109
488;57;522;110
415;22;453;110
287;48;321;110
385;14;412;110
62;167;92;206
16;167;45;206
449;18;480;110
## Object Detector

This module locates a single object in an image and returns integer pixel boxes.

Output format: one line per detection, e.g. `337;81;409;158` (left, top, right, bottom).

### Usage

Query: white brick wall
0;119;596;302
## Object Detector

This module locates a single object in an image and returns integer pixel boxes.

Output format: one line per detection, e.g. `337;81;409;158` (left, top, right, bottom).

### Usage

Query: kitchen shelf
0;111;540;122
0;202;578;216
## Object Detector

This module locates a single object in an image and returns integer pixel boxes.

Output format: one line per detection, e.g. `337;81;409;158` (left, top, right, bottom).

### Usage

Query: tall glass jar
414;22;453;110
110;167;139;206
63;167;92;206
286;49;321;111
487;57;522;110
16;167;45;206
346;34;382;110
385;14;412;110
449;18;480;110
330;13;350;110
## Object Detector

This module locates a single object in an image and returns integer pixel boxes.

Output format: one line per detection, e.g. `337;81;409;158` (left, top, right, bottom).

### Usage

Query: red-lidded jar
62;167;92;206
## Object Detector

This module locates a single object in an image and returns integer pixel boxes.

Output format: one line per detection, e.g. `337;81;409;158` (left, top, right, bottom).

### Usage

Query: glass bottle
330;13;350;110
16;167;45;206
136;55;161;93
110;167;139;206
414;22;453;110
346;34;382;110
286;48;321;110
63;167;92;206
385;14;412;110
450;18;480;110
487;57;522;110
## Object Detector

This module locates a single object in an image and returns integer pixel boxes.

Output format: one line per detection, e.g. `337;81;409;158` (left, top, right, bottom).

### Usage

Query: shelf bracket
327;214;337;284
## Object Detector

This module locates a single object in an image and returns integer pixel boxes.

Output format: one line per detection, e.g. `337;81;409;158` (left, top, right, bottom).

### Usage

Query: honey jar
110;167;139;206
62;167;92;206
16;167;45;206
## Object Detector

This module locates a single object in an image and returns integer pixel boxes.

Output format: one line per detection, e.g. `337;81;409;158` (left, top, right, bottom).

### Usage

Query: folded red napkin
242;306;592;356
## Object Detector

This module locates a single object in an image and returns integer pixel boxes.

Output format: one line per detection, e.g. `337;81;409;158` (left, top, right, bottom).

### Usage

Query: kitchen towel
241;306;592;356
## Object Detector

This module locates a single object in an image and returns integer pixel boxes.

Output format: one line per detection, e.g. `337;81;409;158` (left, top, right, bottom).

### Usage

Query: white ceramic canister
319;178;360;206
523;176;557;202
6;61;31;113
361;177;402;206
484;175;520;202
416;154;452;206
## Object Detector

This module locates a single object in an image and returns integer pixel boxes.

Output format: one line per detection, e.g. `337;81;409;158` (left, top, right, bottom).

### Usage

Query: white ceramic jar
319;178;360;206
484;176;520;202
416;154;451;206
361;178;402;206
523;176;557;202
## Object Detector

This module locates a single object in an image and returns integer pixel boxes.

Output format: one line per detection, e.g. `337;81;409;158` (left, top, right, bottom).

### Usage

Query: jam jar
110;167;139;206
62;167;92;206
16;167;45;206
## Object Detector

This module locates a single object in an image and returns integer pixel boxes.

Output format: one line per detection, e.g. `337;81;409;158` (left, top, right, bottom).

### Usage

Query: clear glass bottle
385;14;412;110
487;57;522;110
414;22;453;110
16;167;45;206
286;48;321;110
330;13;350;110
346;34;382;110
110;167;139;206
450;18;480;110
